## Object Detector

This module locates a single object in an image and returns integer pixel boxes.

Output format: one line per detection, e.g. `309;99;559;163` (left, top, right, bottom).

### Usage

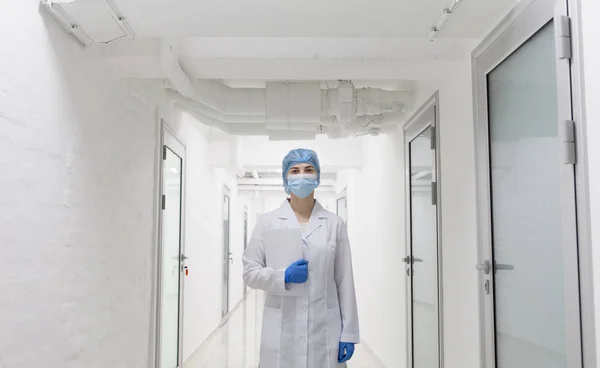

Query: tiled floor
185;291;385;368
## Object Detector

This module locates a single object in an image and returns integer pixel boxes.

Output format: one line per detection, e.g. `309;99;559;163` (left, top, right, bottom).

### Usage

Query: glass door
474;1;582;366
404;96;441;368
159;128;186;368
222;188;231;318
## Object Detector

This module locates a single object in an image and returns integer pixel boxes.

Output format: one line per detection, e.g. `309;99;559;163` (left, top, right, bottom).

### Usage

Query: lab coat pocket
326;307;342;350
261;306;282;349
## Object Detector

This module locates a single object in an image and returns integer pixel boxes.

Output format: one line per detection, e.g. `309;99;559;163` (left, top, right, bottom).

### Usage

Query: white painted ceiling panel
61;0;125;43
111;0;515;38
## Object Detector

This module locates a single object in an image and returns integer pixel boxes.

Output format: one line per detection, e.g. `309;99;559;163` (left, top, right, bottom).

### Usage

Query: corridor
2;0;600;368
185;292;384;368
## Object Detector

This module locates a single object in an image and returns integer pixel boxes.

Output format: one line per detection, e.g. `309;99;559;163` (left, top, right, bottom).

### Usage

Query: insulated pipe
168;80;410;121
168;89;337;125
173;91;404;138
167;79;411;139
355;89;412;115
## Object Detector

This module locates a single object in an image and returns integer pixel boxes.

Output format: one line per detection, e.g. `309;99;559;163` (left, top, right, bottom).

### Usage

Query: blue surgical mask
286;174;319;198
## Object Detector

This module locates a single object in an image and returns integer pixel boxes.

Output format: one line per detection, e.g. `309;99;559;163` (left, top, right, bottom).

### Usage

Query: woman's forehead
290;163;314;169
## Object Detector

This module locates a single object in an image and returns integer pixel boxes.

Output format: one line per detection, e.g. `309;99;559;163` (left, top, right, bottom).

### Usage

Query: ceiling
56;0;520;81
112;0;516;39
48;0;520;139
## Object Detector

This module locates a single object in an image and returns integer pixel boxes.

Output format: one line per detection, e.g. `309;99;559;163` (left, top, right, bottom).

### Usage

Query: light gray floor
185;291;385;368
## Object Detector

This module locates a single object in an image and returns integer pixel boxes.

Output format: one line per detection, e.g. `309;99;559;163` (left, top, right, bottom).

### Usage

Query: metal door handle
476;260;514;274
402;256;410;263
413;257;423;263
494;263;515;271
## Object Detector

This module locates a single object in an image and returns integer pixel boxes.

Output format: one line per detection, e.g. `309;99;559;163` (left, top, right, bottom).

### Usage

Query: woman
243;148;360;368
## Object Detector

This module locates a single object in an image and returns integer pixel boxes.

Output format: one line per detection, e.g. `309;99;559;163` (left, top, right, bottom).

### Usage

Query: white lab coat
243;200;360;368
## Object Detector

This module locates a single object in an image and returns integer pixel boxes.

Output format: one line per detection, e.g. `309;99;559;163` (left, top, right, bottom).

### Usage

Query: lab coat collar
278;199;326;240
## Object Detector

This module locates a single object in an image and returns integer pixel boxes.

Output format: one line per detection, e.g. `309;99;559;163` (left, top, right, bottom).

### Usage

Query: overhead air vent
41;0;136;46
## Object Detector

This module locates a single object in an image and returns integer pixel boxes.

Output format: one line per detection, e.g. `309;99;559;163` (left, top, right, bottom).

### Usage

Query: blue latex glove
284;259;309;284
338;342;355;363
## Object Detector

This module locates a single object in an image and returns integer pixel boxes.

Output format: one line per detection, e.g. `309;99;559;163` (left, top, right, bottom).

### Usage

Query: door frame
336;188;347;223
402;92;443;368
472;0;593;366
154;120;187;368
221;185;232;321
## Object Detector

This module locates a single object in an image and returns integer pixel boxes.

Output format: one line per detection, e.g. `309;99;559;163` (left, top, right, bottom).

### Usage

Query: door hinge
563;120;576;164
162;145;167;160
162;194;166;210
431;181;437;205
430;127;437;150
556;15;572;60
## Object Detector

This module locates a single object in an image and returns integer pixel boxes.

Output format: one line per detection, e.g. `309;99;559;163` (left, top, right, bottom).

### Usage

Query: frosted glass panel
487;22;567;368
409;127;438;368
161;148;182;368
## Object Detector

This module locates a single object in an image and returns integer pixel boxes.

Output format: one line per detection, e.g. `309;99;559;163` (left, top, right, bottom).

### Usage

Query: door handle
494;263;515;271
476;260;514;274
402;256;422;264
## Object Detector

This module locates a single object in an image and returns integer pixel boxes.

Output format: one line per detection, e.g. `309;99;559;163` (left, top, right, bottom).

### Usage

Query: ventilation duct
165;79;411;140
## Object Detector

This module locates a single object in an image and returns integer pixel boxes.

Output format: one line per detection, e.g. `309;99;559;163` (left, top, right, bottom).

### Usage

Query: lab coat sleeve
242;220;287;294
334;221;360;343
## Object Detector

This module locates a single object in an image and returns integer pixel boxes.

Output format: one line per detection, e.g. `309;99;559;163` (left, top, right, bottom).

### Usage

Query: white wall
338;133;406;367
412;65;479;368
165;113;244;361
339;63;476;368
239;135;363;169
579;0;600;357
0;2;162;367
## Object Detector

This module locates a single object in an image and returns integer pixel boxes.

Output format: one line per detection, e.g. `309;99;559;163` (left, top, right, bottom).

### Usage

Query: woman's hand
338;342;355;363
284;259;309;283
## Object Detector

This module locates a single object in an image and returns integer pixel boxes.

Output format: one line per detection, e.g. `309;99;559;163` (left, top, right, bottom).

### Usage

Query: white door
158;128;186;368
404;96;442;368
474;0;582;366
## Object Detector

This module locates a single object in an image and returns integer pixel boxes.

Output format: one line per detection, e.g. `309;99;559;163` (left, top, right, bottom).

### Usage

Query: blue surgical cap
282;148;321;190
